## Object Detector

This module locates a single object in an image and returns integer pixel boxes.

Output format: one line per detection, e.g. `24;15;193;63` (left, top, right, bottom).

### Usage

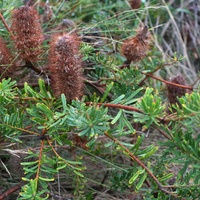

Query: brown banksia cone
11;6;44;62
130;0;141;9
166;74;190;105
0;37;15;79
48;33;83;101
73;134;88;150
121;26;152;63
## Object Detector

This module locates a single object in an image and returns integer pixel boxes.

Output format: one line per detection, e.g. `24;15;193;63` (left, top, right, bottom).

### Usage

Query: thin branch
85;102;142;113
2;123;40;136
0;12;15;40
0;185;21;200
143;73;193;90
139;61;177;86
191;76;200;87
104;131;178;197
152;125;172;140
35;140;45;184
85;102;196;124
47;138;80;170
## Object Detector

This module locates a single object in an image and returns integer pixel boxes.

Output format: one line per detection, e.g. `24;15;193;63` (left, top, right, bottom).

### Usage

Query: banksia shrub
166;74;189;105
11;6;44;62
121;26;152;63
48;33;83;101
0;37;14;79
130;0;141;9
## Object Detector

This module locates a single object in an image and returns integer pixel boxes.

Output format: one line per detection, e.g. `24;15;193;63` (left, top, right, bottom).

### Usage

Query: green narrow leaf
133;134;144;153
38;79;48;97
24;82;28;93
86;137;96;147
129;169;145;185
61;94;67;110
110;94;125;104
73;170;84;177
104;141;114;147
65;160;82;165
21;177;31;182
124;87;144;105
123;114;135;133
57;163;67;170
100;82;113;103
158;173;174;182
36;103;53;119
139;145;158;159
30;179;37;192
111;109;123;124
136;172;147;191
39;176;54;181
21;161;38;165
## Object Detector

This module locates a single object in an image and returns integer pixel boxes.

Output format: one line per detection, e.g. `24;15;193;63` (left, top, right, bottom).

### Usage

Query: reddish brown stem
152;125;171;140
0;12;15;40
139;62;177;86
191;76;200;87
0;185;21;200
104;132;178;197
85;102;192;123
85;102;142;113
35;140;45;182
143;73;193;90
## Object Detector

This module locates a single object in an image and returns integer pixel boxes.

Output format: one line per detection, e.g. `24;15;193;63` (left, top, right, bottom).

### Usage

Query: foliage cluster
0;0;200;199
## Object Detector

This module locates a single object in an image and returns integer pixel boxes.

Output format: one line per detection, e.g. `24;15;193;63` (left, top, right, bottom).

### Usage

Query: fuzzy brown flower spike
121;26;152;63
167;74;189;105
11;6;44;62
0;37;14;79
130;0;141;9
48;33;83;101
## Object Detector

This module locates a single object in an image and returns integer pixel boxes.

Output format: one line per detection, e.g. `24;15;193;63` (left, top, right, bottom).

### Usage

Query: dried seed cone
0;37;14;79
121;26;152;62
130;0;141;9
11;6;44;62
48;33;83;101
167;75;188;104
73;134;88;150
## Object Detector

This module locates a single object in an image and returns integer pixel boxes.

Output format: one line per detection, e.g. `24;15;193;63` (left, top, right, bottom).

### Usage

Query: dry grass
146;0;200;86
